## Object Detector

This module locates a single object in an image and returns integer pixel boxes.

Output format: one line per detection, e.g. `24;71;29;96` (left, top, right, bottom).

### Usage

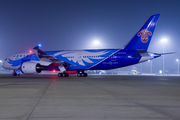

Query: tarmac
0;74;180;120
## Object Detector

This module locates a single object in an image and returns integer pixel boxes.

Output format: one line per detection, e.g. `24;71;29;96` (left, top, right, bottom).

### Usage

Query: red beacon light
53;70;56;73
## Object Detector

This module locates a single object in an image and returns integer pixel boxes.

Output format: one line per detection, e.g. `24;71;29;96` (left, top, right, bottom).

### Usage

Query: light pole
176;59;179;74
141;63;142;74
161;38;167;74
148;60;152;74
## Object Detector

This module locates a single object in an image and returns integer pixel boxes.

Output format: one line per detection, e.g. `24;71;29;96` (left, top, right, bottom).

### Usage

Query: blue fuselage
46;49;142;71
3;48;145;71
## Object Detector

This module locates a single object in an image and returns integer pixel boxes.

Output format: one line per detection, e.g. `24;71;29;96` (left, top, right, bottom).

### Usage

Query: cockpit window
5;58;7;61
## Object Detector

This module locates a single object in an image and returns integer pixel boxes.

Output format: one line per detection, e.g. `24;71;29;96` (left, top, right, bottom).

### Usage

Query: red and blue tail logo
138;29;152;43
123;14;160;50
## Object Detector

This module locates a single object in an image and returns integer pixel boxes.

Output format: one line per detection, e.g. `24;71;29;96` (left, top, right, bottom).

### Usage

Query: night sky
0;0;180;73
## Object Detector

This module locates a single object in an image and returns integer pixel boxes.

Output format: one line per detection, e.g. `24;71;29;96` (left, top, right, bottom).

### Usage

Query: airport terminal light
161;38;167;43
176;59;179;74
161;38;167;74
93;40;100;45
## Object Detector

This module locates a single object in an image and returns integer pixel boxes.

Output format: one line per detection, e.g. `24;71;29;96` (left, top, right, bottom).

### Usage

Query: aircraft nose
2;61;5;68
2;59;7;69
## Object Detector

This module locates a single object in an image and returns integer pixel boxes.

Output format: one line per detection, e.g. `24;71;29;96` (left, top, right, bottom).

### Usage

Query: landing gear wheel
65;73;69;77
77;73;88;77
77;74;81;77
58;73;62;77
58;73;69;77
62;73;66;77
84;73;88;77
12;72;17;76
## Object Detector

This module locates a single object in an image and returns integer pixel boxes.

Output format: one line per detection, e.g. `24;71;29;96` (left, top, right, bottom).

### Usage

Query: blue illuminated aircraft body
2;14;167;77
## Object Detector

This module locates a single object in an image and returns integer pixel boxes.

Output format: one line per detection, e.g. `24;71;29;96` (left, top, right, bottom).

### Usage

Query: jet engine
20;62;43;74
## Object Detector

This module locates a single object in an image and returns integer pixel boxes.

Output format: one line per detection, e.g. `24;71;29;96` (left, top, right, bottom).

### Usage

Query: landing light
150;54;154;57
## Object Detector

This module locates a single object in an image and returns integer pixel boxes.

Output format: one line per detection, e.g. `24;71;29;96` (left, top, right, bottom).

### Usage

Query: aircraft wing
33;46;72;72
33;46;59;62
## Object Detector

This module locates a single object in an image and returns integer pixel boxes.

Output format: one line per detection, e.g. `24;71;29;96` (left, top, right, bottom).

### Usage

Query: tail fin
123;14;160;50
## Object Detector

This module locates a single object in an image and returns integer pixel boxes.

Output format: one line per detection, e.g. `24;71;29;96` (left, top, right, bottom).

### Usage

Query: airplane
2;14;169;77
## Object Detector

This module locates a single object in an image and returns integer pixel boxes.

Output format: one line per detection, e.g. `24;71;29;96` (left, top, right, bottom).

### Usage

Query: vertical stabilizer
123;14;160;50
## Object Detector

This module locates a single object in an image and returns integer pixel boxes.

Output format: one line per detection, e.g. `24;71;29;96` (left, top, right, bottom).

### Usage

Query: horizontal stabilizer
132;49;148;57
158;52;176;55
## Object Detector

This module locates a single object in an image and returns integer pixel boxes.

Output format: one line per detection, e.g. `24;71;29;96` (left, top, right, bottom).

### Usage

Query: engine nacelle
21;62;42;74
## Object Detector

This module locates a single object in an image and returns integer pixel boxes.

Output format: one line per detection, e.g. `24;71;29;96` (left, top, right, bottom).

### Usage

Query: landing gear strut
12;70;20;76
58;73;69;77
12;72;17;76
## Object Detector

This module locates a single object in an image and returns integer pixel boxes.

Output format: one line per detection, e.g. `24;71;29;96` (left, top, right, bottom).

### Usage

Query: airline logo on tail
138;29;152;43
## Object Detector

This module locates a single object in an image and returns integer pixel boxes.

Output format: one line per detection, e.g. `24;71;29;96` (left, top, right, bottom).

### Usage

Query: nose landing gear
12;70;20;76
12;72;17;76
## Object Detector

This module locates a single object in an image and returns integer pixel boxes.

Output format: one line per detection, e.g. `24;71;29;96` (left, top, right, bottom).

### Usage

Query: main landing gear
57;71;88;77
58;73;69;77
77;71;88;77
77;73;88;77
